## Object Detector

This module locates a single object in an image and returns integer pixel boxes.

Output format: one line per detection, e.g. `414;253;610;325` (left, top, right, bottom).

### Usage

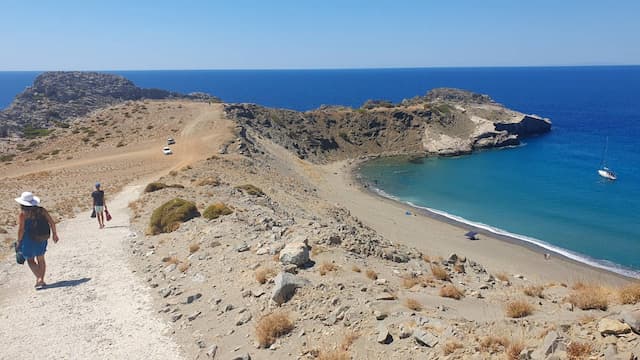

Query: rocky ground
127;136;639;360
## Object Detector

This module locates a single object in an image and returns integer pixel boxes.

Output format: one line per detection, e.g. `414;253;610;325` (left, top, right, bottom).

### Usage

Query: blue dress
19;219;48;259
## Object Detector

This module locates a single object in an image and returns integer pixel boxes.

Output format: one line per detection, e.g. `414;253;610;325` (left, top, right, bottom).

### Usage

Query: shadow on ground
41;277;91;290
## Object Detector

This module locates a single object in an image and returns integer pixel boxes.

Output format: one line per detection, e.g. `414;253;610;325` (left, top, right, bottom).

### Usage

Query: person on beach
92;182;107;229
15;192;59;289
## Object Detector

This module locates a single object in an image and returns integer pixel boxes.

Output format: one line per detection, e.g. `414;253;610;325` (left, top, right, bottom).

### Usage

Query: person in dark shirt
91;182;107;229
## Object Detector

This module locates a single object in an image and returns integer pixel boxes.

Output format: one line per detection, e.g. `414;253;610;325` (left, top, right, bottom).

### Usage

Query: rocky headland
224;87;551;161
0;71;219;137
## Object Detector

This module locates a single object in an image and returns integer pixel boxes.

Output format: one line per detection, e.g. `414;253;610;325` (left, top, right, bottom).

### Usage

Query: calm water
1;67;639;275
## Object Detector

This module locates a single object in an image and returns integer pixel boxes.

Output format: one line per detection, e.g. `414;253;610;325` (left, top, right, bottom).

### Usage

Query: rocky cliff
0;71;219;137
224;88;551;162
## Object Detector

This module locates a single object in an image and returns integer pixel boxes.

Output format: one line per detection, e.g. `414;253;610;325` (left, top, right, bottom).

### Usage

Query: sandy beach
314;160;632;286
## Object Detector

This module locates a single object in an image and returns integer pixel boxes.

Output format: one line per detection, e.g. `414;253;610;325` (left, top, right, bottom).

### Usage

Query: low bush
431;264;450;281
144;182;184;193
365;269;378;280
318;261;338;276
618;282;640;305
203;202;233;220
405;298;422;311
195;177;220;186
524;285;545;298
566;341;593;360
255;267;276;284
235;184;265;196
443;340;463;355
568;284;609;310
479;335;510;353
440;284;464;300
505;300;534;318
255;312;294;348
148;198;199;235
505;341;525;360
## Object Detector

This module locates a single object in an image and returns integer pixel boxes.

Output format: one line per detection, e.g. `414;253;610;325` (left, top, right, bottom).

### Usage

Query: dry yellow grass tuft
178;261;190;273
351;265;361;273
430;264;450;281
255;312;294;348
523;285;545;298
405;298;422;311
443;340;463;355
479;335;510;353
340;331;359;351
495;272;510;282
254;267;276;284
453;263;465;273
163;256;179;264
567;284;609;310
618;282;640;304
422;254;431;263
188;243;200;254
319;261;338;276
505;341;525;360
311;245;327;256
566;341;593;360
365;269;378;280
318;350;350;360
439;284;464;300
505;300;534;318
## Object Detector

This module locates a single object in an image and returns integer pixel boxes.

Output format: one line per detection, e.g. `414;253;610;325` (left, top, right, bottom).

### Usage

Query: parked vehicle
162;146;173;155
167;137;176;145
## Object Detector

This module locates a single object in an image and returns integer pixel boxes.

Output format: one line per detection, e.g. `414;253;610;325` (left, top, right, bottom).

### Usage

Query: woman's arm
43;208;59;243
16;212;25;246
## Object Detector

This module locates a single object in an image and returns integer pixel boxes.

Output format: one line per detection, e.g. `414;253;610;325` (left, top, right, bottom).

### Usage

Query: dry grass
365;269;378;280
405;298;422;311
311;245;327;256
339;331;359;351
178;261;190;273
479;335;510;353
523;285;545;298
495;272;510;282
566;341;593;360
618;282;640;304
255;267;276;284
567;284;609;310
351;265;361;273
430;264;450;281
188;243;200;254
163;256;179;264
505;341;525;360
317;350;350;360
439;284;464;300
443;340;463;355
255;312;294;348
505;300;534;318
422;254;431;263
319;261;338;276
195;177;220;186
453;263;465;273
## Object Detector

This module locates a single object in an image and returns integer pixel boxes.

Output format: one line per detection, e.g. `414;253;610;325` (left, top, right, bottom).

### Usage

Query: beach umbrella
465;231;478;240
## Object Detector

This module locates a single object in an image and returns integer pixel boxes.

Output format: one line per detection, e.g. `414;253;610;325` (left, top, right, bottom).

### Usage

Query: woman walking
15;191;59;289
92;182;107;229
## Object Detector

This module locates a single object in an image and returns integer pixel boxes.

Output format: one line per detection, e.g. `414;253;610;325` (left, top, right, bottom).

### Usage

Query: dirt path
0;185;184;359
0;103;235;359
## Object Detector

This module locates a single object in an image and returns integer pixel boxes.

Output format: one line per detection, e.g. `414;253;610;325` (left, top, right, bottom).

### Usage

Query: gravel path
0;185;183;360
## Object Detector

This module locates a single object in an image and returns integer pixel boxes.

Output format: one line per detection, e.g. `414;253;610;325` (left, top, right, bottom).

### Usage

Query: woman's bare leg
26;258;40;285
36;255;46;284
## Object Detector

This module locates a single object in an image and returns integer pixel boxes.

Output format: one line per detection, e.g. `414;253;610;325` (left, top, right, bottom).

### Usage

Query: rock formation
224;88;551;161
0;71;220;136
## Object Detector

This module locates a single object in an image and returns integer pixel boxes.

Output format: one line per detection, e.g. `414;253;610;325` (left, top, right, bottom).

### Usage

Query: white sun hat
15;191;41;207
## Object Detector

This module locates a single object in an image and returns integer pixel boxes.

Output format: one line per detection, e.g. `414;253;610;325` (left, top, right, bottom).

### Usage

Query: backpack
30;209;51;242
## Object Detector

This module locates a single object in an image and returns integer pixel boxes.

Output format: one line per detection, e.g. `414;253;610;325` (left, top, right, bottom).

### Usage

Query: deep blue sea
1;67;638;276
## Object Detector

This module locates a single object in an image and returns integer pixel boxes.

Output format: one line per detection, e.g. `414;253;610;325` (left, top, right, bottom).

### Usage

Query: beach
316;159;632;286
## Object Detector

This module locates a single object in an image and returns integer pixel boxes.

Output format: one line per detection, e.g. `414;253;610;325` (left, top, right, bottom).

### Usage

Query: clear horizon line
1;63;640;72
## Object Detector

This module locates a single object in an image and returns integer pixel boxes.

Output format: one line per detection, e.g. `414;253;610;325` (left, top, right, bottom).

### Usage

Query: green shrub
144;182;185;193
235;184;265;196
148;198;199;235
203;203;233;220
0;154;15;162
23;125;53;139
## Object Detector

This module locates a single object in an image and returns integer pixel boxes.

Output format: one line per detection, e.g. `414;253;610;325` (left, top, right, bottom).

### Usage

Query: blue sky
1;0;639;70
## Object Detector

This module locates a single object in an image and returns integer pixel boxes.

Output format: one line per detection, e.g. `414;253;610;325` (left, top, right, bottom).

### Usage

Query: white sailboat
598;137;617;181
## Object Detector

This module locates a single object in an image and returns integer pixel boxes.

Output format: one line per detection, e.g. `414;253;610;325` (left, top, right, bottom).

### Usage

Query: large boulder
271;272;310;305
279;241;310;267
598;318;632;336
620;310;640;334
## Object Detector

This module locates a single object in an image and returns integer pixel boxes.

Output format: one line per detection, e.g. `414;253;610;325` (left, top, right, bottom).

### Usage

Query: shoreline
318;158;634;285
352;160;640;280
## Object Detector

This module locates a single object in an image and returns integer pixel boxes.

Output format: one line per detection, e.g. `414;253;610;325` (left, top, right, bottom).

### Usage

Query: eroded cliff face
0;71;218;136
224;88;551;162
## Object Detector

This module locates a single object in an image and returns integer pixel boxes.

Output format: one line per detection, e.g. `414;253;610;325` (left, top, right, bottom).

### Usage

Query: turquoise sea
1;67;638;276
